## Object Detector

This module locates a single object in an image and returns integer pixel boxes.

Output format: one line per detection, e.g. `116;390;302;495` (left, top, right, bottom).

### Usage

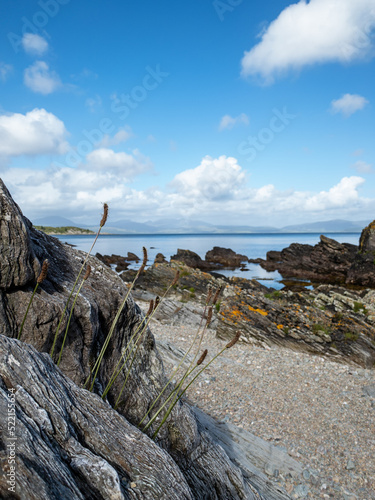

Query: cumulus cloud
170;155;246;201
219;113;249;131
303;176;365;210
330;93;369;116
241;0;375;83
24;61;61;94
0;108;69;157
0;63;13;82
22;34;49;56
85;148;152;180
1;156;373;225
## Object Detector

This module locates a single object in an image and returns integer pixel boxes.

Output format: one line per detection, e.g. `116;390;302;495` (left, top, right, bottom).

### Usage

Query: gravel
149;317;375;500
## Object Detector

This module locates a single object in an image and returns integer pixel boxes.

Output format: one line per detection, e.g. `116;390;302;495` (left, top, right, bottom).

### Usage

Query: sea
55;232;361;290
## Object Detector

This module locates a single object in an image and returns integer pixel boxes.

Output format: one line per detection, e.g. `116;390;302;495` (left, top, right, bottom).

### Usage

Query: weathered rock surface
252;229;375;288
217;283;375;368
1;179;274;499
205;247;248;268
171;247;249;271
251;235;357;285
0;335;193;500
127;261;375;368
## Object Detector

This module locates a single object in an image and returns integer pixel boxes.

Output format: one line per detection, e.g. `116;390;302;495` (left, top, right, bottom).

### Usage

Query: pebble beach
149;319;375;500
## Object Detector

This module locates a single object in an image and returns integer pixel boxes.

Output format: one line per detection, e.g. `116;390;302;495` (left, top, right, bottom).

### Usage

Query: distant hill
31;216;371;235
33;216;82;228
35;226;94;235
281;219;370;233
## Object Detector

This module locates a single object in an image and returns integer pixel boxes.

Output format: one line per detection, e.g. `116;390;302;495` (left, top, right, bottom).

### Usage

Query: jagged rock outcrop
171;247;249;271
251;235;357;284
126;261;375;368
251;230;375;288
171;249;210;270
205;247;248;268
1;178;283;499
0;335;193;500
217;284;375;368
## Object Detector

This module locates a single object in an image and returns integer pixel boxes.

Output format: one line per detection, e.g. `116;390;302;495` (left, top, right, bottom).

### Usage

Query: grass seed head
171;270;180;287
197;349;208;366
206;307;213;327
147;299;154;316
37;259;49;283
100;203;109;227
206;287;213;305
83;264;91;280
226;331;241;349
212;287;222;306
154;296;160;311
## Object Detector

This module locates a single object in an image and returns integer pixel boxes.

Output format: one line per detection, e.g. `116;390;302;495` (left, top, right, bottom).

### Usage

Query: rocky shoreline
1;175;374;499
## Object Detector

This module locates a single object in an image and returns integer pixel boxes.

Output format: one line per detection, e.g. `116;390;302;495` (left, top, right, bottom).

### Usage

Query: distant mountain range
32;216;371;234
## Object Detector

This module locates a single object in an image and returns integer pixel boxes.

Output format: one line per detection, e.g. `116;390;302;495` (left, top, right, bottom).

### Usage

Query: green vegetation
344;331;359;341
35;225;94;235
215;301;221;312
312;323;331;335
353;301;366;314
264;290;282;300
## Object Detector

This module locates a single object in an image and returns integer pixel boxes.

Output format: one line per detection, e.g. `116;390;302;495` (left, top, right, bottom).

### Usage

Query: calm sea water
56;233;361;290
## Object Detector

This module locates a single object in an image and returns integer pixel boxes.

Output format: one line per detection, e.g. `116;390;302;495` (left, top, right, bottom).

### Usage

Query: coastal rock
171;247;249;271
205;246;248;268
171;248;210;270
251;235;357;284
0;179;260;499
0;335;193;500
216;284;375;368
154;252;167;263
359;220;375;253
0;181;40;289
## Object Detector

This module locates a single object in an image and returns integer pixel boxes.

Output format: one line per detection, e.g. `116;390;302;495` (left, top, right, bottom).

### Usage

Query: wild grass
20;204;242;439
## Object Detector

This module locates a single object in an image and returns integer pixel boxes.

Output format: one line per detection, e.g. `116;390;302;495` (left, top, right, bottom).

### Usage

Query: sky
0;0;374;227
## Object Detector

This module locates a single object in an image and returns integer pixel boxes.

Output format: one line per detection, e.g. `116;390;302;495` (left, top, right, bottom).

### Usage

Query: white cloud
1;156;373;226
330;93;369;116
0;108;69;157
0;63;13;82
170;155;246;201
22;34;49;56
351;160;373;173
303;176;365;210
97;128;132;147
24;61;61;94
241;0;375;83
219;113;249;131
85;148;151;180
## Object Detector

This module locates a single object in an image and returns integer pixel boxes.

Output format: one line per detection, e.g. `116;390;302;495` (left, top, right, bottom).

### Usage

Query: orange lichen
276;324;284;329
247;305;268;316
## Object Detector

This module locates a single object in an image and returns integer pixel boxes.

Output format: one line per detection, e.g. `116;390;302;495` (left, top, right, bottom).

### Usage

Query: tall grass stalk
101;300;154;400
138;287;218;428
57;265;91;367
51;204;108;359
84;247;148;392
109;271;180;408
18;259;49;340
151;332;241;439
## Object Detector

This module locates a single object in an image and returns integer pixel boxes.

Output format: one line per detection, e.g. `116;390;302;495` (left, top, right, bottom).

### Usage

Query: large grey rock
0;179;257;498
0;180;39;289
0;335;193;500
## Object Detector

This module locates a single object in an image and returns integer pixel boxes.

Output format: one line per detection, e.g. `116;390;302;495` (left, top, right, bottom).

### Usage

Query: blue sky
0;0;374;227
